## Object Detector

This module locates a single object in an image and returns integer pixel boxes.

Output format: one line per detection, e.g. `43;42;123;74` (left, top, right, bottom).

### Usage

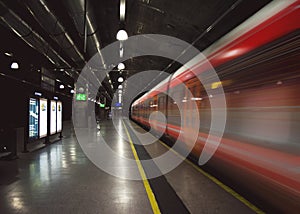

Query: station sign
76;93;87;101
115;102;122;107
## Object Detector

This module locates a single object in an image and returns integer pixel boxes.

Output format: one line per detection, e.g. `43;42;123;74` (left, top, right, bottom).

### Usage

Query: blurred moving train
131;1;300;213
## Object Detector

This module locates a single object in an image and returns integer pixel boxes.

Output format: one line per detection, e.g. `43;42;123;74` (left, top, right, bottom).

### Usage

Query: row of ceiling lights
117;0;128;41
4;51;75;94
4;51;20;70
5;2;128;98
56;78;74;93
115;0;127;97
87;1;127;97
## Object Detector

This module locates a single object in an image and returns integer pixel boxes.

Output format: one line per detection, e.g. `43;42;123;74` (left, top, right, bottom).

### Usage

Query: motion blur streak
131;1;300;213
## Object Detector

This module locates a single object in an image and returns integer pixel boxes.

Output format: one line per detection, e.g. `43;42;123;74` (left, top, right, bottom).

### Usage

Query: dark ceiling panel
0;0;272;101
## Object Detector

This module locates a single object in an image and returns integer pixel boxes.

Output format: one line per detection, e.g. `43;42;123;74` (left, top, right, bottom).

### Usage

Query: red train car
131;1;300;213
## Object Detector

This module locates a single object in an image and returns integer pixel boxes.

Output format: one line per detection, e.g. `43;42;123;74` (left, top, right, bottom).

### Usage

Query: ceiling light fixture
118;77;124;83
118;85;123;89
78;87;84;93
117;63;125;70
116;29;128;41
59;84;65;89
10;62;19;69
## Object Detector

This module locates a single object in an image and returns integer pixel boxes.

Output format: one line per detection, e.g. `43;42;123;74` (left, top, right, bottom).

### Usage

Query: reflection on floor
0;120;256;213
0;121;151;213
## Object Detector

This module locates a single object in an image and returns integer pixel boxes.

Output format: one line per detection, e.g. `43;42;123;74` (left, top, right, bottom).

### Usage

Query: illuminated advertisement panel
39;98;48;138
50;100;57;135
29;98;39;139
57;101;62;132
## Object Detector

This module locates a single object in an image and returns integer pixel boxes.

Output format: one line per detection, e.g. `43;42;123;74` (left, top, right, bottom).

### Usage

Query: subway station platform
0;120;260;214
0;1;299;213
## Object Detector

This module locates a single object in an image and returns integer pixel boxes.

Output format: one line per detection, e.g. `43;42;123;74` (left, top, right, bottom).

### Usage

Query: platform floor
0;119;259;213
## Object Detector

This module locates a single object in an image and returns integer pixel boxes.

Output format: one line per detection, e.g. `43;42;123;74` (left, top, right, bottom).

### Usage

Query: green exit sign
76;93;86;101
99;103;105;108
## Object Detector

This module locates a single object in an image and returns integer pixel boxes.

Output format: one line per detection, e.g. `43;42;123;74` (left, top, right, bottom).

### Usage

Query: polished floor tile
0;121;152;214
1;120;257;214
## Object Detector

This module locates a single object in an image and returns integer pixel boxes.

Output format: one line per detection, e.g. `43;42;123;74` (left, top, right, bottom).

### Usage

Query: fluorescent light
4;52;13;57
56;79;61;82
118;77;124;83
117;63;125;70
59;84;65;89
116;29;128;41
191;97;202;101
34;92;42;96
120;0;126;21
10;62;19;69
54;96;58;100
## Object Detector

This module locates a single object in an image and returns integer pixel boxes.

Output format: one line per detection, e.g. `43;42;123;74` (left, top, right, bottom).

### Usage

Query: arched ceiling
0;0;271;102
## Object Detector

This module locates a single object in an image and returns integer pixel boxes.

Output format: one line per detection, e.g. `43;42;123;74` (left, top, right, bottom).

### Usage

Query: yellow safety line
122;120;161;214
158;141;265;214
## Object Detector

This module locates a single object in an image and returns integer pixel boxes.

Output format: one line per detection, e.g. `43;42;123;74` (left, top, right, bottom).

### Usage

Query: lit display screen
57;101;62;132
29;98;39;139
39;98;48;138
50;100;57;135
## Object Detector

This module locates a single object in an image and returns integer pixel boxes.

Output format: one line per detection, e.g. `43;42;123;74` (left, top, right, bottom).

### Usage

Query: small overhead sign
115;102;122;107
76;93;87;101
